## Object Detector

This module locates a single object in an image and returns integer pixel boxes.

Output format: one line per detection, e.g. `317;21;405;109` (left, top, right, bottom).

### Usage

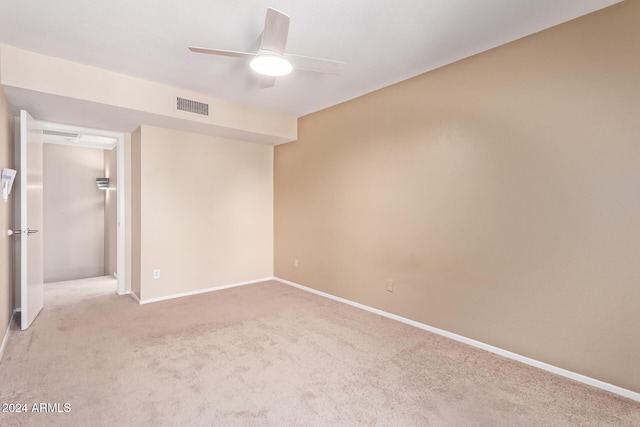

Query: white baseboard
128;291;141;304
137;277;275;305
275;277;640;403
0;311;15;363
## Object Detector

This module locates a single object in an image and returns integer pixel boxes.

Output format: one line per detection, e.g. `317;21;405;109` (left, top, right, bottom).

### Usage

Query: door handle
6;229;38;236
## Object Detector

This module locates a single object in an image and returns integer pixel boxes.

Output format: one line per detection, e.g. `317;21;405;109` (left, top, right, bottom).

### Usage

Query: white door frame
116;132;125;295
38;121;127;295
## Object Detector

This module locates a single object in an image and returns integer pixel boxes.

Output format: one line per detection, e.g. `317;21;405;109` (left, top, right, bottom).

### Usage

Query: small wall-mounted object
96;177;109;190
2;168;17;202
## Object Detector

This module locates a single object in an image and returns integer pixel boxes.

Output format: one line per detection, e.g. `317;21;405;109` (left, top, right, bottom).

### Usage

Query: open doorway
38;122;126;295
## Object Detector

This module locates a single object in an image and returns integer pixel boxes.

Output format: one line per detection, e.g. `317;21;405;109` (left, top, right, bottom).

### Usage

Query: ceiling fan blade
285;54;345;75
260;8;290;55
259;76;277;89
188;47;255;59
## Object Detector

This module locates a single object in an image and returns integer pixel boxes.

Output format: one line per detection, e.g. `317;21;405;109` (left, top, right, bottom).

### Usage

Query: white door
18;110;44;330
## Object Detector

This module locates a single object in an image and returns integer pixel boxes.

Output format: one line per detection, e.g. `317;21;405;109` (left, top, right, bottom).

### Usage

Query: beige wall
0;85;14;342
133;125;273;301
104;147;117;276
43;144;105;282
274;1;640;393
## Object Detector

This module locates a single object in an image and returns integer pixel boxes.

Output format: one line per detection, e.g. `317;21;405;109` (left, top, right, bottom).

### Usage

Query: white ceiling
0;0;622;133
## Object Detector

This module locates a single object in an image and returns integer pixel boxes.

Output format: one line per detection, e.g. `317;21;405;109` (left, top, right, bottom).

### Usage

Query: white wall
43;144;105;282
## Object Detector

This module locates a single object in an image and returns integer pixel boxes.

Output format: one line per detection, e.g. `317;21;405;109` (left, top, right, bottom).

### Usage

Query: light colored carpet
0;277;638;426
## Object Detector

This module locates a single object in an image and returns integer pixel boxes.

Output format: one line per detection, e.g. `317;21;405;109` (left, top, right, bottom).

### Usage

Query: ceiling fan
189;8;345;88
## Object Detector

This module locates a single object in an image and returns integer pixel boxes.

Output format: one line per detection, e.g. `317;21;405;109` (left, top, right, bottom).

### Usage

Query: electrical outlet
153;269;160;279
386;279;394;293
294;259;299;268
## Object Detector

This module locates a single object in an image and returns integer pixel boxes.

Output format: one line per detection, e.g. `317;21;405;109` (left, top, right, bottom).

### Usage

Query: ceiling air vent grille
43;129;80;138
177;97;209;116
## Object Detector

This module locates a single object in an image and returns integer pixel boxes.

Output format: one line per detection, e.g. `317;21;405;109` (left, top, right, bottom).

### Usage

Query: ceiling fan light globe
250;54;292;76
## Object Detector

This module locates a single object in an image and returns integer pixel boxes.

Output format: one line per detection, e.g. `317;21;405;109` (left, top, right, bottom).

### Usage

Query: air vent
43;129;80;138
96;177;109;190
177;97;209;116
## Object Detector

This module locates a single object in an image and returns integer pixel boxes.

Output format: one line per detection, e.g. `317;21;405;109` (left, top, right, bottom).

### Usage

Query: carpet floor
0;277;638;426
